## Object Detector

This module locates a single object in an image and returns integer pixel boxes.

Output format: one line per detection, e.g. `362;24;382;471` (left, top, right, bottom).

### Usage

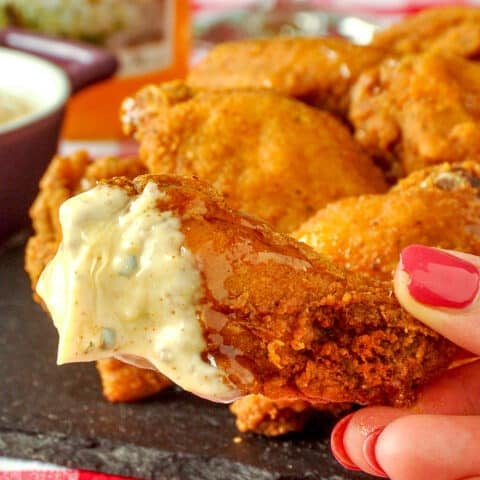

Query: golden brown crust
233;161;480;435
230;395;313;436
349;52;480;177
372;6;480;58
121;81;387;233
295;162;480;280
188;37;386;117
104;174;458;407
96;358;173;403
24;152;173;402
230;394;351;436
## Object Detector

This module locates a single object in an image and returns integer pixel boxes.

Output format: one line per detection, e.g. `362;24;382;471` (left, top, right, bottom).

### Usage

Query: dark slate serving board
0;238;372;480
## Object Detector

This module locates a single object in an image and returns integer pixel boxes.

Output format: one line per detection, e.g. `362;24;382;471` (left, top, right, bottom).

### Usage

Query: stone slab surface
0;241;371;480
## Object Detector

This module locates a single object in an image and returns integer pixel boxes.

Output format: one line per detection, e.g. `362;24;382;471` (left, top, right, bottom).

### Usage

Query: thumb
394;245;480;356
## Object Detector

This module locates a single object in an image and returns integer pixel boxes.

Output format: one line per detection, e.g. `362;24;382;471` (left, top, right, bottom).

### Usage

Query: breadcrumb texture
234;162;480;435
230;394;350;437
295;162;480;279
188;36;385;117
102;175;458;408
371;6;480;58
349;52;480;177
96;358;173;403
121;81;387;233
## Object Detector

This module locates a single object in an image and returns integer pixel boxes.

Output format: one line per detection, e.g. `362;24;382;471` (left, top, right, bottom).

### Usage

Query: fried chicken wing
230;394;351;436
230;395;315;436
36;174;458;408
349;52;480;178
96;358;172;403
371;6;480;59
295;162;480;280
187;37;386;117
25;151;173;402
233;161;480;435
121;81;387;233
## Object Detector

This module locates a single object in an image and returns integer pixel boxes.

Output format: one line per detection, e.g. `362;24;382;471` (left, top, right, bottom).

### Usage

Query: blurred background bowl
0;28;117;241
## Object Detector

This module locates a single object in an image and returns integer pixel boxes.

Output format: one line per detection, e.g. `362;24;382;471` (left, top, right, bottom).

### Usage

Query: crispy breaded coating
295;162;480;280
232;162;480;435
98;174;458;407
230;395;313;436
25;151;173;403
349;52;480;178
230;394;350;437
121;82;387;233
96;358;173;403
187;37;386;117
371;6;480;59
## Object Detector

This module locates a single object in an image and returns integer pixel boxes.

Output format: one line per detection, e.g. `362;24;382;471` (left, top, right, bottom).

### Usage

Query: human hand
330;245;480;480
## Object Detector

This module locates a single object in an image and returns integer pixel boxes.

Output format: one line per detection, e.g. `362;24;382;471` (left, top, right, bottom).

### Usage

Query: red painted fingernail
362;427;388;478
400;245;479;309
330;413;361;471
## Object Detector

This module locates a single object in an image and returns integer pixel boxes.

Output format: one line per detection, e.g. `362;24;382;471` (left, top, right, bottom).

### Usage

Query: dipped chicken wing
371;6;480;59
36;174;457;408
187;37;386;117
25;151;172;402
26;150;147;290
122;81;387;233
233;162;480;435
349;52;480;178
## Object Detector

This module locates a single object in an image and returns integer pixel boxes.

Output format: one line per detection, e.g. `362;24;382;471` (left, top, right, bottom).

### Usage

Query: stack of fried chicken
26;6;480;436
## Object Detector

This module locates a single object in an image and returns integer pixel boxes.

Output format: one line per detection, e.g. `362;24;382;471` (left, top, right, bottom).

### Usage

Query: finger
332;360;480;475
334;406;407;476
375;415;480;480
394;245;480;356
413;360;480;416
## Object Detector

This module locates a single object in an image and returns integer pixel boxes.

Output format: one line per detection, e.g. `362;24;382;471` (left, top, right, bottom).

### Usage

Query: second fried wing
371;6;480;59
349;52;480;178
295;162;480;280
122;82;387;233
188;37;386;118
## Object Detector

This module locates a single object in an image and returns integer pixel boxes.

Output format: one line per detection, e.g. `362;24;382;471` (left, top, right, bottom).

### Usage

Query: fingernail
362;428;388;478
400;245;479;309
330;413;361;471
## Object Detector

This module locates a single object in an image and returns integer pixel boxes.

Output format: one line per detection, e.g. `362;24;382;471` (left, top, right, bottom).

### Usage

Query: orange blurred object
62;0;190;140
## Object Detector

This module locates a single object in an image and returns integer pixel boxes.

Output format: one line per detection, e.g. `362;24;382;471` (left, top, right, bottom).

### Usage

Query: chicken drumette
121;81;387;233
234;162;480;435
187;37;385;118
349;52;480;178
371;6;480;59
36;174;457;410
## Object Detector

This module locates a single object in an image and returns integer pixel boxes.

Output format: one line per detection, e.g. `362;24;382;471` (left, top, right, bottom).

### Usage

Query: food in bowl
0;90;33;125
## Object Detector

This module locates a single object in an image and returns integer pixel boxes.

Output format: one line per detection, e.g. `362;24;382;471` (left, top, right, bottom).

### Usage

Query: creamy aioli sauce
0;91;33;126
36;182;238;402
